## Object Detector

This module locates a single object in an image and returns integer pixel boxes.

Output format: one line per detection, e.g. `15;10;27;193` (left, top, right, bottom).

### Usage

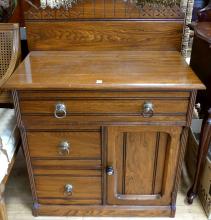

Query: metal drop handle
64;184;73;196
142;102;154;118
106;166;114;176
54;103;67;119
59;141;70;155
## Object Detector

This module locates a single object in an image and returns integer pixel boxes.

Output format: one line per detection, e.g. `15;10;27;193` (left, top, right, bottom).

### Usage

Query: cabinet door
106;126;182;206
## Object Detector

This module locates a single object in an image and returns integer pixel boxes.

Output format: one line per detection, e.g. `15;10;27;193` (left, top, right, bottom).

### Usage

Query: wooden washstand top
4;50;205;91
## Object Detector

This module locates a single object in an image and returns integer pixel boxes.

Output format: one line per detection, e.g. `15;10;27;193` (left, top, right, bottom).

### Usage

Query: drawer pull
54;103;67;119
106;166;114;176
64;184;73;196
142;102;154;118
59;141;70;155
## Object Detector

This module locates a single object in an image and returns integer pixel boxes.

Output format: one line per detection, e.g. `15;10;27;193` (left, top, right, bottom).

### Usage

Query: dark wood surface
198;0;211;22
187;19;211;203
3;51;204;90
193;22;211;44
7;0;24;25
187;109;211;203
191;23;211;113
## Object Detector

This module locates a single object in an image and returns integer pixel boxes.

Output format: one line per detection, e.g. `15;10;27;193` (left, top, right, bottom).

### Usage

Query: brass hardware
59;141;70;155
54;103;67;118
142;102;154;118
106;166;114;176
64;184;73;196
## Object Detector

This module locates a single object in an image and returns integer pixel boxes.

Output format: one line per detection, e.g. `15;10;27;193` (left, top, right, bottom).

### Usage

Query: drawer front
19;91;190;127
20;99;188;115
27;131;101;159
34;175;102;205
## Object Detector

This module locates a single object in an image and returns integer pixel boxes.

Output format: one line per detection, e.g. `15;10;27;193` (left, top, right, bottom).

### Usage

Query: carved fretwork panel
23;0;184;20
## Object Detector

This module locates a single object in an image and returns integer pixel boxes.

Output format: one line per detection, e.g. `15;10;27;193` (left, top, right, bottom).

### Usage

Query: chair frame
0;23;21;104
0;144;20;220
0;23;21;220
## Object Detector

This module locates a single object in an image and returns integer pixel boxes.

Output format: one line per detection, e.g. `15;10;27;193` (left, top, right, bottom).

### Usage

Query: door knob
106;166;114;176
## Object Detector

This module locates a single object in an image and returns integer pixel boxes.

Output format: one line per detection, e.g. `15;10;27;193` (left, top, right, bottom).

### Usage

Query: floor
5;149;208;220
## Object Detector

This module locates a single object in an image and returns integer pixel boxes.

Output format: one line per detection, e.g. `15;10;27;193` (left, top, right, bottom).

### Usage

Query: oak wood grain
7;2;205;215
35;203;172;217
35;175;102;204
18;91;191;100
11;84;198;217
12;91;39;204
33;169;102;176
21;114;188;130
106;125;182;206
19;99;189;114
124;132;157;195
25;21;183;51
31;159;101;169
3;51;204;91
154;132;168;194
27;131;101;159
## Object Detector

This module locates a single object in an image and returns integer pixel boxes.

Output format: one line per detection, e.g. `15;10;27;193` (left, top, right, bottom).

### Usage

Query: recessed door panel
106;126;182;206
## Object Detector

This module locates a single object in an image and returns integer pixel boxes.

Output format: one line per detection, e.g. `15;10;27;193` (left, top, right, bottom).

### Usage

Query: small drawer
27;131;101;159
34;175;102;205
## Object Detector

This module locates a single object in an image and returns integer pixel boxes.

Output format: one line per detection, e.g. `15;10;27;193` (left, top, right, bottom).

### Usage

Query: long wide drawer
18;91;191;128
20;99;188;115
27;131;101;159
34;175;102;205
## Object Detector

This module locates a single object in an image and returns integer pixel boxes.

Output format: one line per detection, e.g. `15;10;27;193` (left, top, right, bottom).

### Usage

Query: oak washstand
4;50;204;217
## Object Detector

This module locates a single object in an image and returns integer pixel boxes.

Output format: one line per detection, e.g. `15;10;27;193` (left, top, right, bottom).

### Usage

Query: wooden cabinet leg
0;184;8;220
187;108;211;204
